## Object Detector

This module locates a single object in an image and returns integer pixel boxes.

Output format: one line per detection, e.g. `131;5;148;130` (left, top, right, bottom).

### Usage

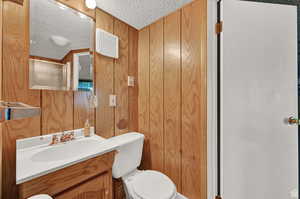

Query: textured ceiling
95;0;193;30
30;0;193;59
30;0;93;60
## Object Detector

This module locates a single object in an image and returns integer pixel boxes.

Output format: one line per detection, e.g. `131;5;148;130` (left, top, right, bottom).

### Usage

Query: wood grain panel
137;1;207;198
114;19;129;135
4;0;23;5
149;19;164;172
138;27;151;169
1;0;140;198
3;0;40;136
19;152;115;199
42;91;74;134
95;9;115;138
113;179;125;199
54;172;111;199
181;1;207;199
2;0;40;198
163;10;182;191
128;27;139;132
2;123;18;199
56;0;95;19
74;91;95;129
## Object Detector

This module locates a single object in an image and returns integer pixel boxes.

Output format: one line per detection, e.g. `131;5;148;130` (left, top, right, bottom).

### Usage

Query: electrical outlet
128;76;135;87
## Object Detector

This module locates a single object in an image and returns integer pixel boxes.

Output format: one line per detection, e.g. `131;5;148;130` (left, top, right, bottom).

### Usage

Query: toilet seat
130;170;177;199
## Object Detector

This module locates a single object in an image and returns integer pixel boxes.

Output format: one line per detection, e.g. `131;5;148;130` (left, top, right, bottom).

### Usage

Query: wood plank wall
94;9;139;199
95;8;139;138
2;0;40;197
1;0;206;198
1;0;138;198
138;1;207;199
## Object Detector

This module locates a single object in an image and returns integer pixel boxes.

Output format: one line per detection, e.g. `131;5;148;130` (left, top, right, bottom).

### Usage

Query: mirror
29;0;94;91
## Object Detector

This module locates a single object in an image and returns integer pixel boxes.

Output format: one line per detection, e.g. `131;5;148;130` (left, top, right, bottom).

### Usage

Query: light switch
109;95;117;107
128;76;135;87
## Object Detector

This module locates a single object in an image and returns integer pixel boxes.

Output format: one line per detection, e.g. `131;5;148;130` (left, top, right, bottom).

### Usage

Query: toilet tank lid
107;132;144;147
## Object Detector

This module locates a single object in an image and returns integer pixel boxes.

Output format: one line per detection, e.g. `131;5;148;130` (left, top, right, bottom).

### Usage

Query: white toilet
110;132;188;199
28;195;52;199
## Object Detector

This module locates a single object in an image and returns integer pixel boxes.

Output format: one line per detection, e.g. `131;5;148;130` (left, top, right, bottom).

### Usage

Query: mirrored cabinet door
29;0;94;91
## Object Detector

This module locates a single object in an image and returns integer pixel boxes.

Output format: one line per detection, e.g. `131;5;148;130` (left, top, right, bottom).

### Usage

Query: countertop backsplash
17;127;95;151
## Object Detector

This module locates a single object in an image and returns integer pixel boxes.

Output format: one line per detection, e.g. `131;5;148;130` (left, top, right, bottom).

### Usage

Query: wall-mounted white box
96;28;119;59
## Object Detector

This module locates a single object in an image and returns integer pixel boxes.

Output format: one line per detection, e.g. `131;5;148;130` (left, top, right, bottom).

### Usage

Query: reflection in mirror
73;51;93;91
29;0;94;91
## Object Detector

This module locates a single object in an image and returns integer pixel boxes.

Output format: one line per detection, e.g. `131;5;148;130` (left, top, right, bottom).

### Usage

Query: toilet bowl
110;132;188;199
27;195;53;199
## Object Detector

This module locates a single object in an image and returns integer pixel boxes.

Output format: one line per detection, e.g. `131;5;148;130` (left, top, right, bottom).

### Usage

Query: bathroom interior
0;0;298;199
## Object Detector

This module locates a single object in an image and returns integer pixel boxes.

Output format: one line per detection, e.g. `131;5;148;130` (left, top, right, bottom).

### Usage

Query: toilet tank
109;132;144;178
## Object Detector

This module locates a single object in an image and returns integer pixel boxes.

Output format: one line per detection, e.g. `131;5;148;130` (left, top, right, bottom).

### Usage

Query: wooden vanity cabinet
54;171;112;199
19;152;115;199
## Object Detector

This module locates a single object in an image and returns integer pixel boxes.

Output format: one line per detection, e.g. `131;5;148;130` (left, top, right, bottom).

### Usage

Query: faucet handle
53;134;58;140
70;132;75;140
50;134;59;145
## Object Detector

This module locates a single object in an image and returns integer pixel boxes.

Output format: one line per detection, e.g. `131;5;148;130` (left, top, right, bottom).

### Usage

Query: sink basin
31;139;102;162
17;133;117;185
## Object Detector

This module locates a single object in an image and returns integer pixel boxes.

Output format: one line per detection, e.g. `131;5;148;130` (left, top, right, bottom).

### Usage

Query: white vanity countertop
17;129;118;184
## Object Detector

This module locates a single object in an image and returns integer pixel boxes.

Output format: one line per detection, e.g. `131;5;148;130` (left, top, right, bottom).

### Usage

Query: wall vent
96;28;119;59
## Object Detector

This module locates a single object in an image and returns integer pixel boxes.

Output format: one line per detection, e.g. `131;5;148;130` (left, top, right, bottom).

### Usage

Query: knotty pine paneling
42;91;74;134
138;27;151;170
114;19;129;135
181;1;207;199
95;8;139;139
138;1;207;199
3;0;40;138
163;10;182;191
128;27;139;132
94;9;139;199
2;0;40;198
95;9;115;138
149;19;164;172
74;91;95;129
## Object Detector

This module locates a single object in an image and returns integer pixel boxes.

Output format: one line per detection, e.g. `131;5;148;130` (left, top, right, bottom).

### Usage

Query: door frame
207;0;219;198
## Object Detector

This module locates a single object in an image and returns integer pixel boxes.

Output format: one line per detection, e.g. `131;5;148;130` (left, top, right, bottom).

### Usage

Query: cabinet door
54;172;112;199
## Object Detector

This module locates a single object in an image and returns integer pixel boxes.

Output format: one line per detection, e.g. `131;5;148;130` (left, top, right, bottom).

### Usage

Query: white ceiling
95;0;193;30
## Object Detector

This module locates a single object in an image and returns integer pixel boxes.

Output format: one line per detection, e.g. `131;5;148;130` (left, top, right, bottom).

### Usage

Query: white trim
207;0;218;198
